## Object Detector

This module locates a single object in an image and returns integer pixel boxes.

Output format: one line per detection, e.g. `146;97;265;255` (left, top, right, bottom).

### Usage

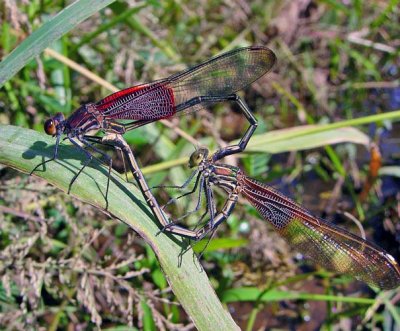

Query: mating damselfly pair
32;46;400;290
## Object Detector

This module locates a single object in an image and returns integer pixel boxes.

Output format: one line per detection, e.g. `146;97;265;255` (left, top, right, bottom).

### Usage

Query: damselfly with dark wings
148;147;400;290
31;46;276;204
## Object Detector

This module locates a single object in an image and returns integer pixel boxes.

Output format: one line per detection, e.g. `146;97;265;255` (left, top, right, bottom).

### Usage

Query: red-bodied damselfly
31;46;276;206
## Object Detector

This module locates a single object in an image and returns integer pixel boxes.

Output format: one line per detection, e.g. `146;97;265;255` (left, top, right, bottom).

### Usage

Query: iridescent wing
241;175;400;290
95;46;276;125
167;46;276;108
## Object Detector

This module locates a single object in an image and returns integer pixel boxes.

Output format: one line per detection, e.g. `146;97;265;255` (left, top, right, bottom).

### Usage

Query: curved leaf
0;124;239;331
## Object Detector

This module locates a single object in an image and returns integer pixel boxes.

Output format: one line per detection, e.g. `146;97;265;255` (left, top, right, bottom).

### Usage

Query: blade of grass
0;124;239;331
0;0;116;87
221;287;376;304
246;111;400;150
383;298;400;326
245;126;370;154
192;238;248;253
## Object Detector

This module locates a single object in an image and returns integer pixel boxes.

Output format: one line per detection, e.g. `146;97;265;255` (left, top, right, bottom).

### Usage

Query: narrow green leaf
384;297;400;326
141;300;156;331
246;110;400;149
193;238;248;253
221;287;376;304
0;0;116;87
246;126;370;153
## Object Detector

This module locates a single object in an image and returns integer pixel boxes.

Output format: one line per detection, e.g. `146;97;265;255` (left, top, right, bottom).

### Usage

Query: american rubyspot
149;147;400;290
30;46;276;204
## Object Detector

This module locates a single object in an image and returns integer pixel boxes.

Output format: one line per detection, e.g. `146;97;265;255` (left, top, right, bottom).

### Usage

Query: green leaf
193;238;248;253
245;111;400;153
0;124;239;331
0;0;116;87
221;287;375;304
141;300;156;331
151;268;167;290
246;126;370;153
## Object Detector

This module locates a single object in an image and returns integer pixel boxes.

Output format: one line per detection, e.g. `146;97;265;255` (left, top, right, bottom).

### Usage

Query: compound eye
189;149;206;168
44;119;56;136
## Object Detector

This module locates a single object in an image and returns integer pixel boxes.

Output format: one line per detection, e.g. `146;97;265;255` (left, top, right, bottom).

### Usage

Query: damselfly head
44;112;65;136
189;147;209;168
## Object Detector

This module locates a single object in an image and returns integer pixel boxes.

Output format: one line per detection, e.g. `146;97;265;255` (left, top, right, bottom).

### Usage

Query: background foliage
1;0;400;330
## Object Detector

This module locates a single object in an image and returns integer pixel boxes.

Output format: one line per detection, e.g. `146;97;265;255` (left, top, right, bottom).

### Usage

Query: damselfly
31;46;276;204
152;147;400;290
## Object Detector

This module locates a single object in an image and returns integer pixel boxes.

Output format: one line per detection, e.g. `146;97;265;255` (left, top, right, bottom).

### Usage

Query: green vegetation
1;0;400;329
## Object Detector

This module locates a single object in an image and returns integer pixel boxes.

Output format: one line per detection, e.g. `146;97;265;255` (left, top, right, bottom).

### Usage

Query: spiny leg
100;134;181;229
148;168;199;194
175;94;257;161
30;134;62;175
178;203;216;260
192;208;210;231
161;180;215;239
81;137;115;208
67;138;94;192
211;96;257;161
205;179;216;229
117;145;133;184
175;176;205;222
84;135;137;186
197;227;219;259
160;170;201;210
159;176;206;237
